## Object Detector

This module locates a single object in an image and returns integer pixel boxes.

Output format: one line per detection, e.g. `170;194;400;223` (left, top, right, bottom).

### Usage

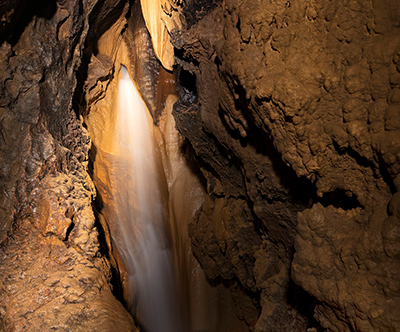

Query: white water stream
112;65;182;332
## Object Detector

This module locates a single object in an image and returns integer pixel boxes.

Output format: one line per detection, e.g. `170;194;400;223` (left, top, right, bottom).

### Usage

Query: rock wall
0;0;137;330
166;0;400;331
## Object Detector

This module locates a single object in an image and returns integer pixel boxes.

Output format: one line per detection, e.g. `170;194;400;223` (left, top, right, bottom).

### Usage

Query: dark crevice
284;115;294;123
178;68;198;104
318;189;362;210
70;48;91;118
3;0;57;46
287;280;326;331
174;47;201;68
346;147;373;169
331;140;348;155
219;103;316;209
64;221;75;242
87;143;97;180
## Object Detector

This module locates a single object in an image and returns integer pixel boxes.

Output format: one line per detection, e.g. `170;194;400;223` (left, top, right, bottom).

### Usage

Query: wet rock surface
170;0;400;331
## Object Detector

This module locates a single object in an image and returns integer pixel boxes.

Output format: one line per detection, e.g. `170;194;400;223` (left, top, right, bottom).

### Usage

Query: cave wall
161;0;400;331
1;0;400;331
0;0;137;330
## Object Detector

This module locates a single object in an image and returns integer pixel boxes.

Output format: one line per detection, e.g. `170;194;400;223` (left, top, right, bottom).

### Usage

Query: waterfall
111;65;182;332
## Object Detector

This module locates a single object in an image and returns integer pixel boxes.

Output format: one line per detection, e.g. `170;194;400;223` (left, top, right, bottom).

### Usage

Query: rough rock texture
0;0;137;330
140;0;221;70
169;0;400;331
2;0;400;331
159;95;257;332
0;174;134;331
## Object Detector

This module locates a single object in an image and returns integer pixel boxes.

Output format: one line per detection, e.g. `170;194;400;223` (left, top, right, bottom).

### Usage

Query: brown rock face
170;0;400;331
0;0;137;330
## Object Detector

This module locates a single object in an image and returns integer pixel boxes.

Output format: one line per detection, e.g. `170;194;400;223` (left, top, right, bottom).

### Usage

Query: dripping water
112;65;182;332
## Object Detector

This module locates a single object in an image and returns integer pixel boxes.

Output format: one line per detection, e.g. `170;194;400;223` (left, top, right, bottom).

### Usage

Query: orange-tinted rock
0;0;139;330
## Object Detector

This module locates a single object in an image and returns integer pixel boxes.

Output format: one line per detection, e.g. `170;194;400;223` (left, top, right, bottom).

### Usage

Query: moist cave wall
0;0;399;332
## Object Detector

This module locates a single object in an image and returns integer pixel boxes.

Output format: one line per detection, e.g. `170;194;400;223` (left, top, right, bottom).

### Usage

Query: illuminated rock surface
0;0;137;330
0;0;399;331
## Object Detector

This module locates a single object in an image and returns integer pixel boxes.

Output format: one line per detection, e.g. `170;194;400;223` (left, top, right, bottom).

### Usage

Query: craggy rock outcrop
0;0;137;330
171;0;400;331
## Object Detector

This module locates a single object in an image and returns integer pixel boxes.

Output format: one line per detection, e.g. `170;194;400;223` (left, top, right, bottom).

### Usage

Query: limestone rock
0;0;138;330
171;0;400;330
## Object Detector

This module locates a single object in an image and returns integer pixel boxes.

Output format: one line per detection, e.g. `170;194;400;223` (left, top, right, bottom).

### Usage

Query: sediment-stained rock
172;7;313;331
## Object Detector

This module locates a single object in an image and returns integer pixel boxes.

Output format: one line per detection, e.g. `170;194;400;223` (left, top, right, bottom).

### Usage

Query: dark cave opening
1;0;57;46
177;67;198;105
63;221;75;242
319;189;363;210
286;280;326;331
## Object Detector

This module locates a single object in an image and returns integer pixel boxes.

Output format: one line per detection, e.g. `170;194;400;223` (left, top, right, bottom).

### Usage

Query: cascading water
111;65;182;332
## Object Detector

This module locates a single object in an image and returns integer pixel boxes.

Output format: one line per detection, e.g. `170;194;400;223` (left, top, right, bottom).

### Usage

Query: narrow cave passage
83;6;223;331
109;65;182;331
